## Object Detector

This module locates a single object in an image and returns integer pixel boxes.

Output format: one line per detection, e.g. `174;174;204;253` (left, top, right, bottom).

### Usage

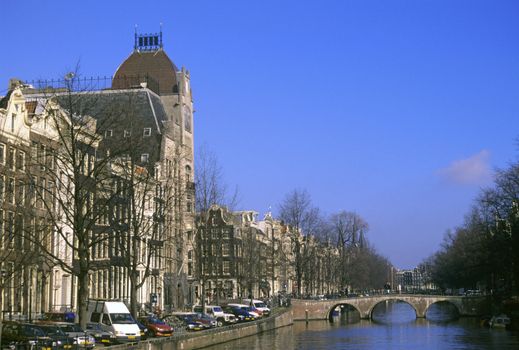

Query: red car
139;316;173;337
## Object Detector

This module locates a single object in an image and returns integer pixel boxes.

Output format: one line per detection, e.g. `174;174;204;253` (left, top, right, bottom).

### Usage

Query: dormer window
141;154;149;163
105;129;113;138
143;128;152;137
124;130;131;138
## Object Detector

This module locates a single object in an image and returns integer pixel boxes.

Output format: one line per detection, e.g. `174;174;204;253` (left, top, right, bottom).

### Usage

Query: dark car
85;323;117;346
1;321;54;350
138;316;173;337
193;313;217;328
222;306;256;322
52;322;96;349
36;323;74;350
163;313;205;332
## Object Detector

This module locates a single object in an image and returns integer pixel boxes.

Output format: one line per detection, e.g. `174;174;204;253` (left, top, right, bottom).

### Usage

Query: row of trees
278;189;392;297
192;153;393;302
422;156;519;296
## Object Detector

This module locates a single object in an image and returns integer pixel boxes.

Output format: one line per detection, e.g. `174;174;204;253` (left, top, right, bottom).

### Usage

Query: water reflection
372;300;416;324
426;301;460;323
203;302;519;350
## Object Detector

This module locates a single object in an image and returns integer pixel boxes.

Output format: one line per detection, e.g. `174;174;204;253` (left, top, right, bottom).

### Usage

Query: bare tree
327;211;369;292
16;73;128;328
278;188;320;297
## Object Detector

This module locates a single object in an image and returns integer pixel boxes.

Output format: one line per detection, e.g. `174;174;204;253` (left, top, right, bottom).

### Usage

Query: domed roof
112;49;178;95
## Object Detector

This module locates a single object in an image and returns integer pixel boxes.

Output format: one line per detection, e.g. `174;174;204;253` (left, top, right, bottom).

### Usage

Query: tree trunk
130;271;139;317
77;238;90;329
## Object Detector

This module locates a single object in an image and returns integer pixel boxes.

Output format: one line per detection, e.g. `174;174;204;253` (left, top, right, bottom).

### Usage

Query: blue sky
2;0;518;268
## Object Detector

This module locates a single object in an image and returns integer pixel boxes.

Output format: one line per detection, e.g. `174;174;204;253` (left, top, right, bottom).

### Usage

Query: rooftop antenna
160;22;163;48
134;24;138;51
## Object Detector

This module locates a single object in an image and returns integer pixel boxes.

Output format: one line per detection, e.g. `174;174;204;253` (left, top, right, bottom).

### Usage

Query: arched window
185;165;191;182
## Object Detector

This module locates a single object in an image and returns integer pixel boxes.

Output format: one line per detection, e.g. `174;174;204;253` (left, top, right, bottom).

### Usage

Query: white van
242;299;271;316
87;300;141;343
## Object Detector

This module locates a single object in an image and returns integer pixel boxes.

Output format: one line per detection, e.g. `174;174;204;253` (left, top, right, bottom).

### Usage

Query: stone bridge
292;294;489;320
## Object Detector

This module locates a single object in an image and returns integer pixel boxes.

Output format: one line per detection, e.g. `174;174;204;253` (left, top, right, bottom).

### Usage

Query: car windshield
213;307;223;312
61;324;84;333
149;317;165;325
40;326;66;336
22;325;46;337
111;313;135;324
255;302;267;308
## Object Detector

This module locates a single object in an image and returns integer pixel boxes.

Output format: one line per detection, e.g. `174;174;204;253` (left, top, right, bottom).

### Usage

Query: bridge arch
291;294;486;321
326;303;361;322
368;298;419;320
424;300;460;319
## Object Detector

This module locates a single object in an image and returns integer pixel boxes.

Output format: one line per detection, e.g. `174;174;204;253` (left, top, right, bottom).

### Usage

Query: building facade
194;205;297;305
0;31;195;319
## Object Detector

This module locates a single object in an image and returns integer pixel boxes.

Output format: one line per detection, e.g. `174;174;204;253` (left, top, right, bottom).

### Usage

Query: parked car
222;305;256;322
242;299;271;316
163;313;205;332
1;321;54;350
85;323;117;346
193;313;218;328
192;305;237;326
138;316;173;337
52;322;96;349
227;303;261;318
36;323;74;350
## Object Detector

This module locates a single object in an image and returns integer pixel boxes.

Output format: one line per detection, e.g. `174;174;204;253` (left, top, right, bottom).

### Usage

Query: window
105;129;113;137
143;128;152;137
16;151;25;171
0;209;3;248
185;165;191;182
10;114;16;132
31;141;38;160
222;243;230;256
6;211;14;248
39;144;46;170
39;178;46;208
0;176;3;202
6;178;14;204
16;181;24;205
0;143;5;164
7;148;15;170
46;150;54;170
141;154;149;163
124;130;131;138
223;261;230;274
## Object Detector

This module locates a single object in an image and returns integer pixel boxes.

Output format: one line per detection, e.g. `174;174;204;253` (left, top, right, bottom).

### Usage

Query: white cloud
437;150;492;185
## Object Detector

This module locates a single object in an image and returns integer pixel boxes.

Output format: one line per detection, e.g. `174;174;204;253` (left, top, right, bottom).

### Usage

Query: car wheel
217;320;224;327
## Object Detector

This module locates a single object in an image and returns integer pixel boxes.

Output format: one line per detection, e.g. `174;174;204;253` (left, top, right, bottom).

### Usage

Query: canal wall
111;309;292;350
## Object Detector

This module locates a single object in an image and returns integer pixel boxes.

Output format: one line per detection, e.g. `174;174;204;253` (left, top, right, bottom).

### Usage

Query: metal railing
22;75;160;96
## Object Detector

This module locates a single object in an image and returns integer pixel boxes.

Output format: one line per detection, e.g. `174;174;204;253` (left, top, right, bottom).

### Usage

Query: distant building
395;267;436;292
194;205;298;304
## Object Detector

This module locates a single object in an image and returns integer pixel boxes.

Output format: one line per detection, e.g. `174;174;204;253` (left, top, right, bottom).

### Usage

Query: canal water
204;301;519;349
